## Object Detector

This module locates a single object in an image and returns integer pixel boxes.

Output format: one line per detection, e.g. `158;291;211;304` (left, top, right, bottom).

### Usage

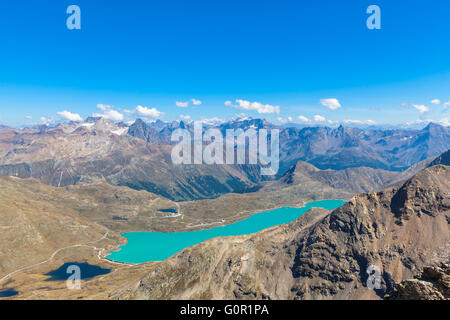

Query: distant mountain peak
424;122;445;132
128;118;168;144
85;116;103;123
133;118;146;125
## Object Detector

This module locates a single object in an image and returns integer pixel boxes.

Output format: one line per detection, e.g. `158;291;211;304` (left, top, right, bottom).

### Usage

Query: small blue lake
107;199;346;263
44;262;111;281
0;289;19;298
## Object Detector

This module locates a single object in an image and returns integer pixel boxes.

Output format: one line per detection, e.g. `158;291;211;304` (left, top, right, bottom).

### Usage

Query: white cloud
191;99;202;106
413;104;430;115
25;115;32;120
136;105;164;118
175;99;201;108
40;116;53;124
343;119;376;125
227;99;280;114
57;110;83;122
179;114;191;120
438;118;449;126
431;99;441;105
297;116;311;123
97;104;114;111
313;115;326;122
176;101;189;108
92;104;125;121
93;110;124;121
102;110;124;121
320;98;341;110
277;117;293;124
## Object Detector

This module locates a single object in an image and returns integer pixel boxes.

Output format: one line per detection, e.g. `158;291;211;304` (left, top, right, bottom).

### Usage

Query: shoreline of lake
107;199;346;264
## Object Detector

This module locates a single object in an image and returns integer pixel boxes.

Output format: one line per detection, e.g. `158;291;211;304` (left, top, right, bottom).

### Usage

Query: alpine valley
0;118;449;300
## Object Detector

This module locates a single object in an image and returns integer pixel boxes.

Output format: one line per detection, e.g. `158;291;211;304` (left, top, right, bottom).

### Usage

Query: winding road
0;223;126;286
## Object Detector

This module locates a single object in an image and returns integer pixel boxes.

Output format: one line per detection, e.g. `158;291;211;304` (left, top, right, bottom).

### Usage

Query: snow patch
80;123;95;128
111;128;128;136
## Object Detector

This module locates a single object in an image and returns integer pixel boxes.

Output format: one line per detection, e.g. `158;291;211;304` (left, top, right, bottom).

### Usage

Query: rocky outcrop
127;118;169;145
387;262;450;300
288;165;449;299
429;149;450;167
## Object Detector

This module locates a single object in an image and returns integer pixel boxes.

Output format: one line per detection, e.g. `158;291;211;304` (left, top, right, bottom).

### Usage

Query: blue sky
0;0;449;127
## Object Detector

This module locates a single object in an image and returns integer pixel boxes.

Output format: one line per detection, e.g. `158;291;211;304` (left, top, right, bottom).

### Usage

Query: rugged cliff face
123;165;449;300
387;261;449;300
288;165;449;299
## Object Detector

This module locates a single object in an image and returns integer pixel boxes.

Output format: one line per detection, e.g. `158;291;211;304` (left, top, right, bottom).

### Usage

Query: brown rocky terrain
266;159;431;194
0;176;108;278
0;176;178;299
0;125;448;300
387;261;449;300
122;164;449;300
1;163;448;300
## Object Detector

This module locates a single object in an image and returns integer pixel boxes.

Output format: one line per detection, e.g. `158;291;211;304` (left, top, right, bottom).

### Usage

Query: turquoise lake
107;199;346;264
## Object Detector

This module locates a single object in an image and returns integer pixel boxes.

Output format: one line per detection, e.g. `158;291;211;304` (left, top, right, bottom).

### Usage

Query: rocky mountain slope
0;173;226;279
123;163;449;300
387;261;449;300
0;119;262;201
172;156;431;226
0;177;107;277
267;159;430;195
129;118;450;174
278;122;450;174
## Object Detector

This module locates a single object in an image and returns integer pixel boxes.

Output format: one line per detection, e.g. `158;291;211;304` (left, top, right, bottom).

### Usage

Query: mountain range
129;118;450;172
0;118;448;202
